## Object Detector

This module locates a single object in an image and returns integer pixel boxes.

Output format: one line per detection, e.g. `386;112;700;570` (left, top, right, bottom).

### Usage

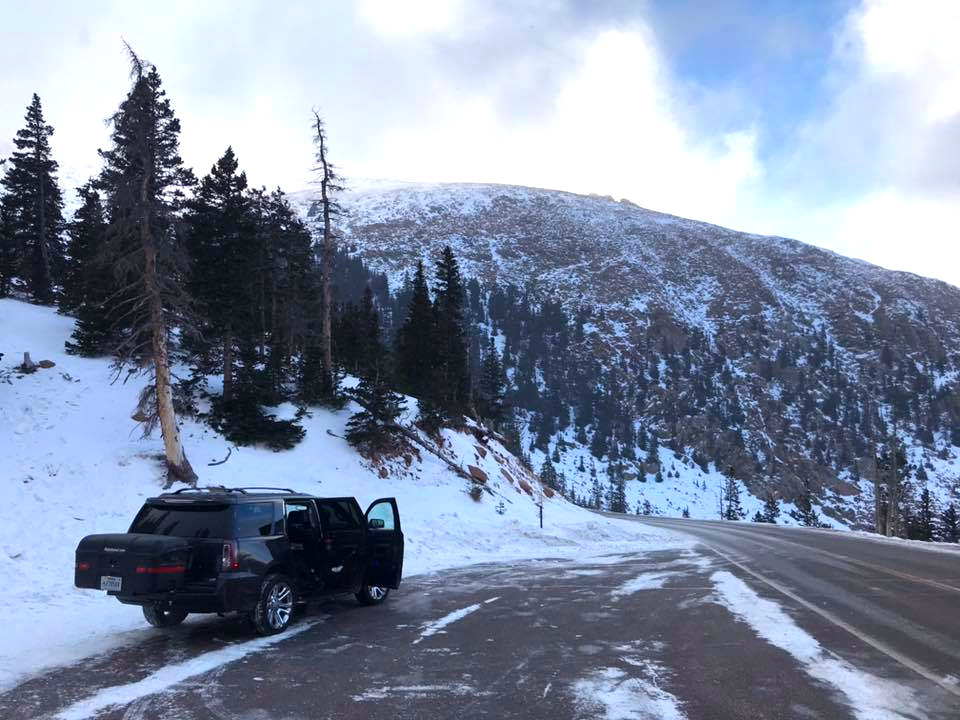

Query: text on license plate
100;575;122;592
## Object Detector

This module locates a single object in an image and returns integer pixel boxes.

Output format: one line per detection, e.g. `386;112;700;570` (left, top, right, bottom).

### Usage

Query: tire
142;603;188;628
355;584;390;606
251;574;296;636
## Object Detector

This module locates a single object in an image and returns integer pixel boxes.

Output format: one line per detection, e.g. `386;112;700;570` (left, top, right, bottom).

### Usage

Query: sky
0;0;957;285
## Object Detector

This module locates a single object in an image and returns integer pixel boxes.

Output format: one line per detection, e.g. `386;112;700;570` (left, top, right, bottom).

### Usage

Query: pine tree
607;475;627;513
761;493;780;523
910;487;936;541
939;503;959;543
396;261;435;400
540;458;558;490
186;146;256;405
723;477;744;520
0;93;64;302
63;184;114;356
789;479;822;527
256;188;314;397
477;336;507;428
0;196;15;297
96;45;197;484
432;245;470;419
357;285;384;379
346;370;406;455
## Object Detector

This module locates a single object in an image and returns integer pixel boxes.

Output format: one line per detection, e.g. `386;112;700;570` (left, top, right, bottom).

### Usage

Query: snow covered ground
0;298;689;691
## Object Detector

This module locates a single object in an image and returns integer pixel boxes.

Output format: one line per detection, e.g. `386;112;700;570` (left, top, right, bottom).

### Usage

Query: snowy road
1;530;958;719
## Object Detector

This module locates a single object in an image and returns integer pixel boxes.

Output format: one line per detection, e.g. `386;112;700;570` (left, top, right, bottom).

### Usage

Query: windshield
129;504;232;539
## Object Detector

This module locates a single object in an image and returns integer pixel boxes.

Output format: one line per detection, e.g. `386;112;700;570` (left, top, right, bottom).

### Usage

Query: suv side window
284;501;315;535
316;500;362;531
235;502;280;538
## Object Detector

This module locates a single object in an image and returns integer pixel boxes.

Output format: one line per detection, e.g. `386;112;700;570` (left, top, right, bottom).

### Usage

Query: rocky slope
292;181;960;527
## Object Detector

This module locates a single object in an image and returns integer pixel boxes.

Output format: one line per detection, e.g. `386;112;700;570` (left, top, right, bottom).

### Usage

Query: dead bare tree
99;44;197;485
310;110;343;397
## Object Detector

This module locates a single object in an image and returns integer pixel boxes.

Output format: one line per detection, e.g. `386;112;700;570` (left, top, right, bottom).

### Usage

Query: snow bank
0;298;686;690
710;570;925;720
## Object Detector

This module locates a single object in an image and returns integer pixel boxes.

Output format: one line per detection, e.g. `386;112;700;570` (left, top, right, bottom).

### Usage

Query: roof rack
168;486;300;496
170;486;245;495
236;487;299;494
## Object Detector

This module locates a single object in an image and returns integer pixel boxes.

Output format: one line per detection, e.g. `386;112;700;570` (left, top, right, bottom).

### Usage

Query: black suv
74;487;404;635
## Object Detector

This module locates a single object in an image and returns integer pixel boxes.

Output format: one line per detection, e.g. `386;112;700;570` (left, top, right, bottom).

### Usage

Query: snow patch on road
55;621;317;720
611;571;678;599
573;664;686;720
710;571;926;720
352;683;477;701
412;599;498;645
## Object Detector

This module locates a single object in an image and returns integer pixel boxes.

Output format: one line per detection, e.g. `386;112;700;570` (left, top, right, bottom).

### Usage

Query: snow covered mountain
291;181;960;527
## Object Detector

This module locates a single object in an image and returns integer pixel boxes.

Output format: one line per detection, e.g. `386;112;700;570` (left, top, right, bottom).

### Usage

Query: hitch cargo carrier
75;533;192;596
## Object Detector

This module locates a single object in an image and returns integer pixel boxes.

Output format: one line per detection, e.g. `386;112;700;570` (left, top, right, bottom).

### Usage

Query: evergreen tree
346;371;406;455
607;475;628;513
96;45;197;484
0;93;64;302
589;475;604;510
396;261;435;399
63;184;113;356
60;183;105;314
432;245;470;419
789;479;822;527
477;337;507;428
540;457;558;490
939;503;959;543
256;188;315;397
909;487;936;541
723;477;744;520
186;146;256;406
761;493;780;523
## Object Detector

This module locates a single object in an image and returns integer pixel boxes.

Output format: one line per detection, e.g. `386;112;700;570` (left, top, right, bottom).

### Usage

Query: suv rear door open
364;498;403;589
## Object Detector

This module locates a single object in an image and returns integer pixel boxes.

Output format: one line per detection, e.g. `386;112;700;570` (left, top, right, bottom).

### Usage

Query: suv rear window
130;503;232;538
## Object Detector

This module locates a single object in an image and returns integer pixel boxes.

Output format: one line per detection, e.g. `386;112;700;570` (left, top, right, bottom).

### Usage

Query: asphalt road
1;520;958;719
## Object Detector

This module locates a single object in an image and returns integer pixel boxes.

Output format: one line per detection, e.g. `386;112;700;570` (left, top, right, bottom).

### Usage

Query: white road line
705;543;960;700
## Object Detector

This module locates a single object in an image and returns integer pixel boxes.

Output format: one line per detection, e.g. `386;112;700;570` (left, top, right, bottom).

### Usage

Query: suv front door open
364;498;403;589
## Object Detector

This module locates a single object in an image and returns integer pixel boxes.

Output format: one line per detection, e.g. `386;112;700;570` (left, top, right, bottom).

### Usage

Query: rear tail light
221;541;240;572
76;561;91;571
135;565;186;574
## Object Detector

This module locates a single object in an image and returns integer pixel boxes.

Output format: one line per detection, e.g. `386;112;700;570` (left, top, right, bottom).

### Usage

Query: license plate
100;575;122;592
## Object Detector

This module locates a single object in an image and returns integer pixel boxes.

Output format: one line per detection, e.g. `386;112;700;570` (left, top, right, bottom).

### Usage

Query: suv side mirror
368;518;385;529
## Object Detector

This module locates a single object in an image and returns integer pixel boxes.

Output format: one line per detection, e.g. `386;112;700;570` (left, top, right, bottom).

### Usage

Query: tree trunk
871;444;886;534
314;112;334;388
140;161;195;485
223;329;234;404
35;138;51;299
885;438;899;537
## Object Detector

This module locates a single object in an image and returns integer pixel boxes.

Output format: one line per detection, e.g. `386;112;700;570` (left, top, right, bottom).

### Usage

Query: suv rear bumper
114;571;261;613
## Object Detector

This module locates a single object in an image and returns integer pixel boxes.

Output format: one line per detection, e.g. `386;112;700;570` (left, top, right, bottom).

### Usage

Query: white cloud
749;0;960;286
358;0;465;38
357;27;761;227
